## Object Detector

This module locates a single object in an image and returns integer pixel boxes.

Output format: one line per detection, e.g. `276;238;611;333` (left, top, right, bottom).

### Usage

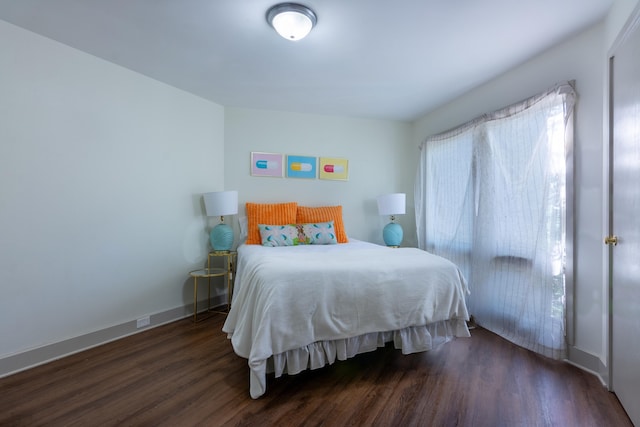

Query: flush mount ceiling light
266;3;317;41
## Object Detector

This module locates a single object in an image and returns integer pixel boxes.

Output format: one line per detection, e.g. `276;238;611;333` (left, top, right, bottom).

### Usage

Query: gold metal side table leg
193;276;198;322
226;255;231;312
208;276;211;312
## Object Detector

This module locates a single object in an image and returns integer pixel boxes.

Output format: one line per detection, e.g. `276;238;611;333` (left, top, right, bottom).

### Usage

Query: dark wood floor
0;313;632;427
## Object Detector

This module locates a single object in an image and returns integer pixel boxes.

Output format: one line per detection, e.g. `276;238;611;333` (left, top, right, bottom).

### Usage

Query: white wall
224;107;414;246
0;21;225;366
411;23;606;366
606;0;640;46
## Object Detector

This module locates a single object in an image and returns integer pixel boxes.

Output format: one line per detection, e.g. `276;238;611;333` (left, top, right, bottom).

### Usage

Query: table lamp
377;193;406;247
203;190;238;252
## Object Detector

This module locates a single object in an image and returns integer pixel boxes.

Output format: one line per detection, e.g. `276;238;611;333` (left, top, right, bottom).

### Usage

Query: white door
610;9;640;426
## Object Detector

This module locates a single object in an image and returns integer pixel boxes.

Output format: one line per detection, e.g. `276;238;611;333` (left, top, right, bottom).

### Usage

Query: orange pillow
296;206;348;243
246;202;298;245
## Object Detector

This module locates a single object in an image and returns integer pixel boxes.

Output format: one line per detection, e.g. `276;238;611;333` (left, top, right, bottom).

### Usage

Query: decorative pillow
302;221;338;245
259;221;337;246
246;202;298;245
296;205;348;243
259;224;298;246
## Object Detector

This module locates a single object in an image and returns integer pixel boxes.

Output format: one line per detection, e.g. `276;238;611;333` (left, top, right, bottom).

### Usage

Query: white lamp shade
377;193;406;216
203;191;238;217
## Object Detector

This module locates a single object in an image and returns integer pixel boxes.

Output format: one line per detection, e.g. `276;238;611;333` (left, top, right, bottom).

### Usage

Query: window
415;82;575;359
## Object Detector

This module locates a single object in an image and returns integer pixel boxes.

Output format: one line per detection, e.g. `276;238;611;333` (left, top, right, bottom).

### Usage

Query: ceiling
0;0;613;122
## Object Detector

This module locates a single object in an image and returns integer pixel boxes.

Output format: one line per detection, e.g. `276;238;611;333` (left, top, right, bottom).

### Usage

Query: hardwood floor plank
0;314;632;427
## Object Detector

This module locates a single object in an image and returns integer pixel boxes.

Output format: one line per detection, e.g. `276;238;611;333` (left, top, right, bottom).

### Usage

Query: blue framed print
286;155;317;179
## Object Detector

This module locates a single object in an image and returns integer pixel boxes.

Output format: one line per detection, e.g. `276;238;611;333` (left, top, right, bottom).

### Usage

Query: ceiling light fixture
266;3;317;41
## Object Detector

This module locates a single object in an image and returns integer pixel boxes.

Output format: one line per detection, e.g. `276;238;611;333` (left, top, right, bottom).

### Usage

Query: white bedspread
222;239;470;398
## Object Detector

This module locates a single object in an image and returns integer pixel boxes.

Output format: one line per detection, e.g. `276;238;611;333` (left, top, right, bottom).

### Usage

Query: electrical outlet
136;316;150;328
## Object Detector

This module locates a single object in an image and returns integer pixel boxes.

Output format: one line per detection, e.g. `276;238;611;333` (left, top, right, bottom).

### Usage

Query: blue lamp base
210;223;234;252
383;222;403;247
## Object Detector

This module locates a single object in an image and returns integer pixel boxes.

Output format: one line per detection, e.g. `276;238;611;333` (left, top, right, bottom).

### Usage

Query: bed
222;238;470;399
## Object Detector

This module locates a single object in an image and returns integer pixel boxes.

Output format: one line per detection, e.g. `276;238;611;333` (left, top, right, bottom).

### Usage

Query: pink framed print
250;152;284;177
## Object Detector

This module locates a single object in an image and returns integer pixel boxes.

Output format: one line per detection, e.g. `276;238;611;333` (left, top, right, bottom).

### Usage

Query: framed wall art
319;157;349;181
250;152;284;177
286;155;317;179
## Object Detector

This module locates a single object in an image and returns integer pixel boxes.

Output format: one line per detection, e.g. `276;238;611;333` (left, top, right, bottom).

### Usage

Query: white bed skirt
249;318;470;398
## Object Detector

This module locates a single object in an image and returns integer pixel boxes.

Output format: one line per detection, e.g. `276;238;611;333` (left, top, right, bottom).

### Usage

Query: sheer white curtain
415;82;575;359
415;125;475;282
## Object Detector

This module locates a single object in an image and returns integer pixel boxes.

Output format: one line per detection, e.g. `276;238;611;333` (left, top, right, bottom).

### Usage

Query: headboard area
243;202;348;245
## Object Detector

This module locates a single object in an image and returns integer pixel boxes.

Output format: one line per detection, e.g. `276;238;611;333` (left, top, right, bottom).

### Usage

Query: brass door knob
604;235;618;246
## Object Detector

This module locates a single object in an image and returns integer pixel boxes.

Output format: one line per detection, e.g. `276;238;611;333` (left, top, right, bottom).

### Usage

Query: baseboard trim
0;295;226;378
567;345;609;388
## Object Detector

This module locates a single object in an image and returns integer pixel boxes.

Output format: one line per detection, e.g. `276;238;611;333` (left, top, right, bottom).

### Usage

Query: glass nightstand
207;251;237;313
189;267;226;322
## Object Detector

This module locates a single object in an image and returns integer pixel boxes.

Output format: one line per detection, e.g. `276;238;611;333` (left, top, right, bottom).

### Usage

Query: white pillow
238;216;248;243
